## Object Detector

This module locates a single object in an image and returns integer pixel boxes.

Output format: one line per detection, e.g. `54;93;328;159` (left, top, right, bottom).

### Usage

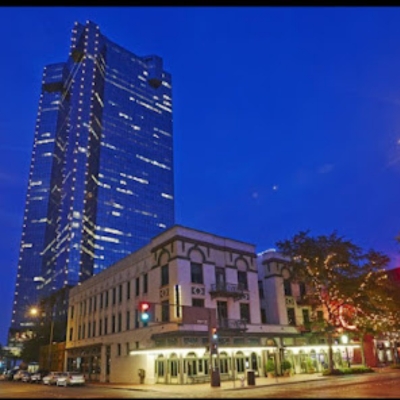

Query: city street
1;370;400;398
1;11;400;400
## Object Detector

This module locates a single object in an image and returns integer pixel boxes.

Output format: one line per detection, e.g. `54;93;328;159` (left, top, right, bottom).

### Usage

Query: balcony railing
287;295;314;306
295;295;310;305
209;282;246;301
218;318;247;331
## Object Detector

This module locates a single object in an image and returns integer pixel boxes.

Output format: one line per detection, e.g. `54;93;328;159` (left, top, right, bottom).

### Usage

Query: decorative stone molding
285;297;294;306
191;286;205;296
160;287;169;298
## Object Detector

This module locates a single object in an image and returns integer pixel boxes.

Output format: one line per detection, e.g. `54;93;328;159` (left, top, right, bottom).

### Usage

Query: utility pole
208;308;220;387
47;319;54;370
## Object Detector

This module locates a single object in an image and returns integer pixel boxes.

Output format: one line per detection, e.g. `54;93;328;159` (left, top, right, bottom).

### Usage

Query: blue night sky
1;6;400;345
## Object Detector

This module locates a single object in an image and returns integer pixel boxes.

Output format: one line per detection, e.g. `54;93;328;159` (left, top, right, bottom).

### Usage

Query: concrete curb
87;369;400;393
86;375;329;393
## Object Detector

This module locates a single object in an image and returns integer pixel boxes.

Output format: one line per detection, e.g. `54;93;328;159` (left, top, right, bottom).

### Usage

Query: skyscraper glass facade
10;20;174;332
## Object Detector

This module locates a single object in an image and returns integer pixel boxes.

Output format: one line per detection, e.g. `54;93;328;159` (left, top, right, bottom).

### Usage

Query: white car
30;372;41;383
13;370;26;381
56;372;85;387
21;372;31;382
30;370;48;383
42;372;63;385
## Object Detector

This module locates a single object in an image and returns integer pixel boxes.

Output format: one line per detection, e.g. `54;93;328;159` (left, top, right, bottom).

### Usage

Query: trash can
247;370;255;385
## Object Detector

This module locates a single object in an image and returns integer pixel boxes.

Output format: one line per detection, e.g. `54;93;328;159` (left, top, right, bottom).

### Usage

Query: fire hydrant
240;376;245;387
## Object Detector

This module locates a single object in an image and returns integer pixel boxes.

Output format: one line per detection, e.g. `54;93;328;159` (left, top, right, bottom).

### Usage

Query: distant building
39;342;66;372
387;266;400;284
10;20;175;343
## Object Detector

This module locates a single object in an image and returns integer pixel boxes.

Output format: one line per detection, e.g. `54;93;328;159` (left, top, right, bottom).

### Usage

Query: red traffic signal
139;302;150;322
212;327;218;340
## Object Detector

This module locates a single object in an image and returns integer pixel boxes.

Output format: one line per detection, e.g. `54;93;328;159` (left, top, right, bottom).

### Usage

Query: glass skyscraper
10;20;174;334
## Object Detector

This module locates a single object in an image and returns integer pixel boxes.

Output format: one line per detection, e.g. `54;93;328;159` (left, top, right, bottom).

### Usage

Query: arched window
156;354;165;377
318;349;327;368
236;351;245;373
185;352;197;376
299;350;307;372
169;353;179;377
310;349;317;368
219;351;229;374
250;352;258;370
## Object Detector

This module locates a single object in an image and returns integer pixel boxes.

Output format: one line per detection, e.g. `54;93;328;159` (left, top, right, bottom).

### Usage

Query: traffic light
210;328;219;355
139;301;150;323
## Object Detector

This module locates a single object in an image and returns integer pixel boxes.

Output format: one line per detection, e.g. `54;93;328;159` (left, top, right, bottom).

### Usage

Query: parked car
56;372;85;387
13;370;28;381
30;369;49;384
42;371;63;385
4;369;18;381
21;371;32;383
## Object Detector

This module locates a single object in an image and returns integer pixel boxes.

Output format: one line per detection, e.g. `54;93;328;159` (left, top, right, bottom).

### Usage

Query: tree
351;267;400;365
277;230;391;373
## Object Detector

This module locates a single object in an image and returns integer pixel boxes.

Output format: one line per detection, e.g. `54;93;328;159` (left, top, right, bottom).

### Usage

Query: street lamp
30;307;54;370
341;334;350;368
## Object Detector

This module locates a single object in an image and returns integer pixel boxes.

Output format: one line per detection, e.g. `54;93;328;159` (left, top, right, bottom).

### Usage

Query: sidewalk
87;372;328;394
87;366;400;395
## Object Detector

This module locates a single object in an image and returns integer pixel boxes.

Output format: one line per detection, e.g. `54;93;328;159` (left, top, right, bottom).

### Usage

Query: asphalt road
1;371;400;398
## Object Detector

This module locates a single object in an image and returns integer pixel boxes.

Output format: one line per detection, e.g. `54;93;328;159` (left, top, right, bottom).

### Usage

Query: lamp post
30;307;54;370
341;334;350;368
